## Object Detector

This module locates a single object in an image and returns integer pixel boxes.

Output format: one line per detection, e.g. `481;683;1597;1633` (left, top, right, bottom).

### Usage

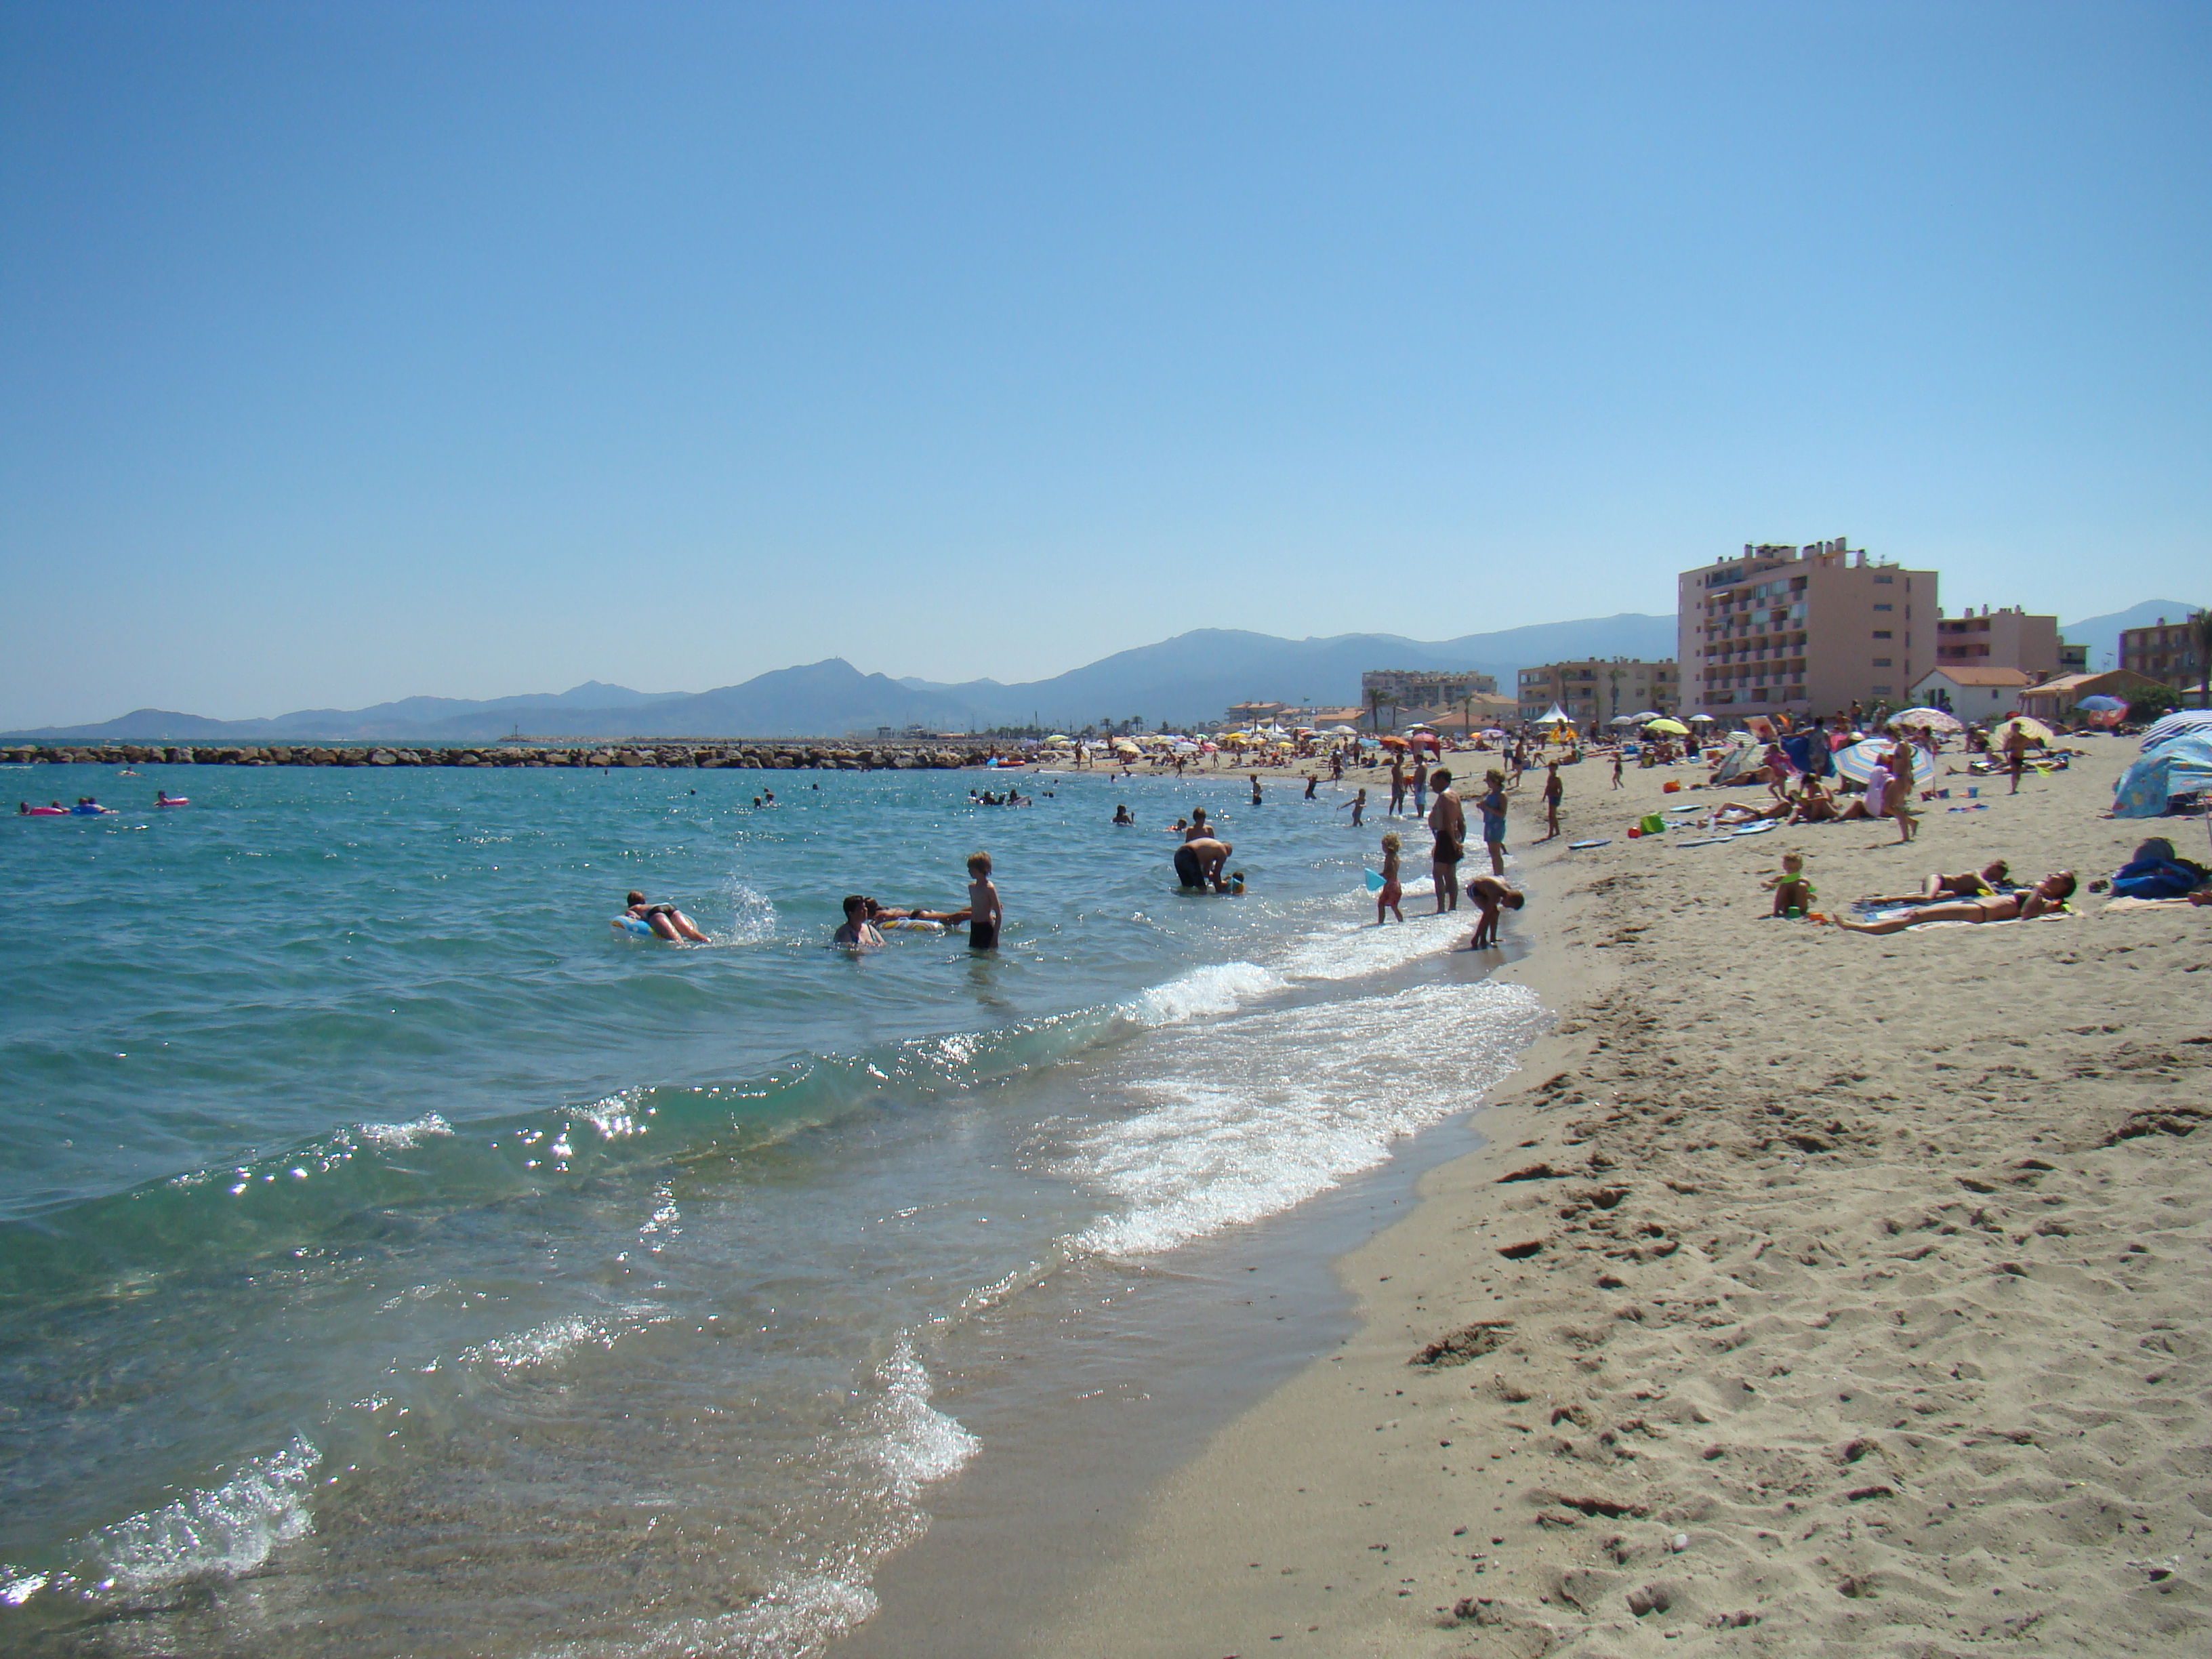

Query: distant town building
1934;606;2066;680
1515;659;1677;726
2060;640;2089;673
1908;666;2033;720
1359;670;1496;720
1404;693;1519;734
1224;701;1292;726
2120;611;2208;693
1677;539;1937;718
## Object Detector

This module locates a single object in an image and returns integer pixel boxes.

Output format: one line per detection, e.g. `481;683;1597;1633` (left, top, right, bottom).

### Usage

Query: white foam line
83;1436;322;1594
1064;980;1550;1259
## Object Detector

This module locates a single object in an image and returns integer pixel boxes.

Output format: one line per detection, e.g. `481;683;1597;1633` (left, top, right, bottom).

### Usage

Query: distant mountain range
25;602;2197;741
5;615;1677;742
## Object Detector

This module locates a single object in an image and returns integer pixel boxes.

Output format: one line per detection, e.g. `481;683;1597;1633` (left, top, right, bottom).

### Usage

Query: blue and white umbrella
2142;710;2212;752
2075;694;2127;712
1832;737;1936;790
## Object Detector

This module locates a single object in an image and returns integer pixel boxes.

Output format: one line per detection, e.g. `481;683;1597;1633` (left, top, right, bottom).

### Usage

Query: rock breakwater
1;741;1005;771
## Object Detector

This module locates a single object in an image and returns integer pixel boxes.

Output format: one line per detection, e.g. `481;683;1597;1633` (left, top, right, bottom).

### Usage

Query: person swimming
623;890;710;943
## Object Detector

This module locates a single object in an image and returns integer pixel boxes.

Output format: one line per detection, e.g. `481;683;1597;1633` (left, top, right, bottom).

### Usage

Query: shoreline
848;755;2211;1655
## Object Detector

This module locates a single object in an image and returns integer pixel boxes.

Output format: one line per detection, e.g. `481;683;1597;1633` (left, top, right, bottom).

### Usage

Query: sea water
0;762;1545;1657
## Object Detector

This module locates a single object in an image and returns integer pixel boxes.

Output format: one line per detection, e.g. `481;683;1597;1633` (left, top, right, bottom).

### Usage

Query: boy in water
832;894;884;949
966;851;1002;950
1375;831;1404;924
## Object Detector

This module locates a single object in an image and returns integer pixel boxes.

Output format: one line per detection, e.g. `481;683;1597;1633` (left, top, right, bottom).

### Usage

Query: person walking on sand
1375;831;1404;924
1540;762;1564;841
1477;769;1509;877
2005;724;2031;794
966;852;1002;950
1611;750;1624;790
1427;769;1466;912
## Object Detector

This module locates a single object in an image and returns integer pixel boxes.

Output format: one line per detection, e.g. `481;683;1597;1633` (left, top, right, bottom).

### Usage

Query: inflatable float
611;909;703;941
23;805;69;816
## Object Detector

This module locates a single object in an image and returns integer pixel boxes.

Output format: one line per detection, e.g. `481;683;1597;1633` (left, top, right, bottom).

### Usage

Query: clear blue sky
3;1;2205;726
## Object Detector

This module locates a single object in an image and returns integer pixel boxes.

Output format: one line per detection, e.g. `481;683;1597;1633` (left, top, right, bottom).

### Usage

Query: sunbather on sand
1706;798;1791;826
1789;778;1839;823
1831;871;2074;935
1864;860;2011;906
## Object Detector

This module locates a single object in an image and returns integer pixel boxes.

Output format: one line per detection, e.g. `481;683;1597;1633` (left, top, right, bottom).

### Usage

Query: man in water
832;895;884;949
1427;769;1465;912
1174;836;1233;892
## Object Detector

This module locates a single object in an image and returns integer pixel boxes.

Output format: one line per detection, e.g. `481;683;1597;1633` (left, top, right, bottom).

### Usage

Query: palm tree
2191;609;2212;709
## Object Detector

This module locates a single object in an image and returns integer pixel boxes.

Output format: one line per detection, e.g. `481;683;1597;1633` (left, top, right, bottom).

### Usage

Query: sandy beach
879;745;2211;1656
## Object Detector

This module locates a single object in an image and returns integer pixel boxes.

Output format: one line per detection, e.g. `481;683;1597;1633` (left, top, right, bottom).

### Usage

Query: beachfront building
2119;611;2209;696
1224;701;1291;727
1678;539;1938;719
2014;668;2167;724
1515;659;1677;726
1908;666;2032;720
1933;606;2066;680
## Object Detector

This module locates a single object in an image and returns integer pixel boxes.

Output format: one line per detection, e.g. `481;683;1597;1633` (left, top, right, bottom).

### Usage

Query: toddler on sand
1763;852;1815;918
1376;832;1404;924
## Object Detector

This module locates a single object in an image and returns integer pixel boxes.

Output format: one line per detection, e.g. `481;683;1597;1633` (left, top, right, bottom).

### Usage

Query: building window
1874;603;1893;611
1872;630;1892;639
1874;574;1894;584
1872;658;1893;668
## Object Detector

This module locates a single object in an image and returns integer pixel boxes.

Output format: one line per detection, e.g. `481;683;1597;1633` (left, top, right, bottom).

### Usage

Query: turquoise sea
0;761;1544;1657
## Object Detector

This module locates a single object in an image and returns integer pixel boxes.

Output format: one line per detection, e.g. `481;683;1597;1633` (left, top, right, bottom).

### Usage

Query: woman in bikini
1830;871;2074;935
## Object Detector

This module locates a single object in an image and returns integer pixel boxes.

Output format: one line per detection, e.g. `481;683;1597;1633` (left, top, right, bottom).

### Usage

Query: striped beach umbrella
1832;738;1936;790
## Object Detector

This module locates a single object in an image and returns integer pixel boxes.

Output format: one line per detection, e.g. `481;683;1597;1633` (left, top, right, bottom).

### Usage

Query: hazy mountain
4;612;1675;740
2060;600;2205;675
948;613;1679;729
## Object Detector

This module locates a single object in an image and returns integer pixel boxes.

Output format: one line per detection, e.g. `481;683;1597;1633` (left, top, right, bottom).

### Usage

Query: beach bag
2110;855;2209;900
1637;813;1666;836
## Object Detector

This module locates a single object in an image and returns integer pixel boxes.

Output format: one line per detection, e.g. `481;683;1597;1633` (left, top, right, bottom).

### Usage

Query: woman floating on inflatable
613;890;710;943
156;791;188;807
20;801;70;815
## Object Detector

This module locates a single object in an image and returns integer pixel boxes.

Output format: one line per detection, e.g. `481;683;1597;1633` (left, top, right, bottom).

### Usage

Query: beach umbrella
2142;710;2212;752
1687;712;1716;724
1326;724;1357;735
2114;733;2212;817
1377;734;1410;750
1607;714;1639;727
1643;718;1690;736
1832;737;1937;790
1480;727;1509;739
2074;695;2127;713
1888;706;1963;733
1626;710;1663;722
1990;716;2055;746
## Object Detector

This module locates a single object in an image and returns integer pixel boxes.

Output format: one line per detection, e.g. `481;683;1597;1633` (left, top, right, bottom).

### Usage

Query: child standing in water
966;851;1002;950
1339;787;1368;827
1375;831;1404;924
